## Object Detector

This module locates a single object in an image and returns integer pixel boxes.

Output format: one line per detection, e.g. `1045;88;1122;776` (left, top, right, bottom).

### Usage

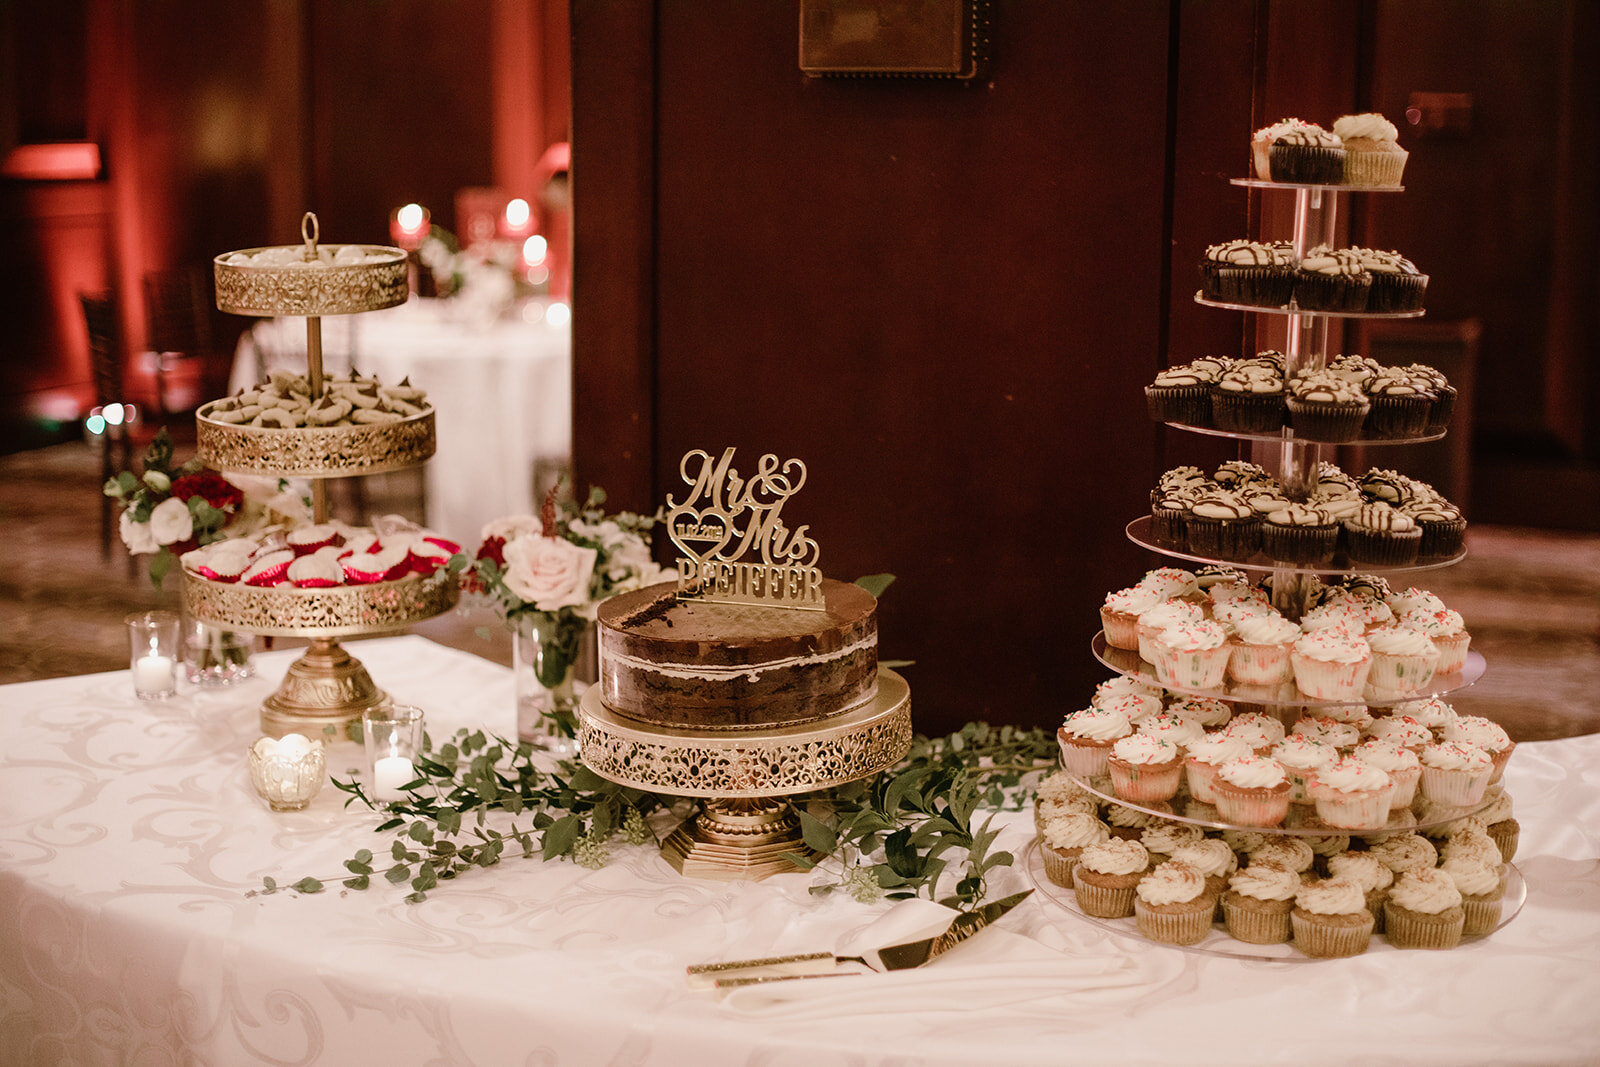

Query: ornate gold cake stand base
260;638;389;740
660;797;819;881
577;669;912;881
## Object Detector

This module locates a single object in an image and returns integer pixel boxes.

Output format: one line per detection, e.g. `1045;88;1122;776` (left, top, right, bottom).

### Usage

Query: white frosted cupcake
1364;624;1441;699
1057;707;1134;778
1227;613;1300;686
1134;861;1216;945
1212;756;1292;827
1248;836;1315;876
1092;675;1166;709
1272;735;1337;805
1404;607;1472;673
1154;620;1232;690
1224;712;1287;754
1327;849;1395;930
1100;585;1162;651
1440;855;1505;937
1394;696;1457;736
1365;832;1437;876
1306;757;1393;830
1170;838;1239;910
1136;598;1204;666
1440;715;1515;784
1364;713;1433;751
1292;878;1375;958
1419;741;1494;807
1290;715;1362;750
1041;812;1111;887
1097;691;1166;725
1386;585;1446;618
1222;861;1299;944
1072;838;1150;918
1384;867;1465;949
1136;711;1206;751
1183;731;1254;804
1107;734;1185;803
1291;629;1372;701
1138;567;1201;601
1165;696;1233;729
1352;739;1422;807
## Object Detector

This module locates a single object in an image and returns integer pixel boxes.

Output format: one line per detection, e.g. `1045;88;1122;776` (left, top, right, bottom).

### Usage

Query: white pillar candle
372;754;415;801
132;654;177;696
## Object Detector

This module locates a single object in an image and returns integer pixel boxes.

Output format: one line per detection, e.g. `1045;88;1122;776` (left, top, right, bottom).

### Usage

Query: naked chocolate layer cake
596;579;878;730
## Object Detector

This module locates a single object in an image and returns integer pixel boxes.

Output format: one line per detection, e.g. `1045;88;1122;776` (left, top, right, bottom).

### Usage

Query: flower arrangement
105;429;311;586
453;484;667;737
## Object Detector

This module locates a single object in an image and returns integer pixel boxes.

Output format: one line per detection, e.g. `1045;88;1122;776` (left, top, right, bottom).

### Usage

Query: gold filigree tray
576;669;913;798
213;245;408;317
194;402;435;477
181;566;458;638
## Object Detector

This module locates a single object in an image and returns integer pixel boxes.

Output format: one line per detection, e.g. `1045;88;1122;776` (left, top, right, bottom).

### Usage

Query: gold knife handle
685;952;837;990
715;971;858;990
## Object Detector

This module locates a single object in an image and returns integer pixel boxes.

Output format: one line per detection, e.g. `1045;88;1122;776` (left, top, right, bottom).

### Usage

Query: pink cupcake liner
1309;786;1393;830
1108;757;1184;803
1166;647;1230;690
1184;759;1224;805
1228;642;1294;686
1212;779;1291;827
1431;632;1471;674
1419;764;1492;807
1057;733;1116;778
1291;652;1372;700
1099;608;1140;652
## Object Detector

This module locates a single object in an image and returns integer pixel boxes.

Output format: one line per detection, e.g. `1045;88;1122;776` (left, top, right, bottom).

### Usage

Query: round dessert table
3;635;1598;1066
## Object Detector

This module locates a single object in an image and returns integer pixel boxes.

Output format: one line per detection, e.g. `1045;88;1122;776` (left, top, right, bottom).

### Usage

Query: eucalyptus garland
258;721;1058;908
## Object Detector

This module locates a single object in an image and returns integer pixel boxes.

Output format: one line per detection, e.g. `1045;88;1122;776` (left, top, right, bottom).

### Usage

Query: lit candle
503;197;534;239
390;203;430;251
372;754;415;801
132;654;177;697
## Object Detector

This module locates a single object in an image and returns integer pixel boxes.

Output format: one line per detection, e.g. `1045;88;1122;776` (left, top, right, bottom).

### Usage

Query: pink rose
501;534;597;611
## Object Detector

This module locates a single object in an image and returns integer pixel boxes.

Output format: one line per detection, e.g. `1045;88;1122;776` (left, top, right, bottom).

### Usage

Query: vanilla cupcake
1365;832;1438;876
1099;691;1167;726
1292;878;1375;957
1136;598;1205;665
1100;585;1162;650
1139;567;1202;601
1364;713;1433;751
1092;675;1166;709
1307;757;1393;830
1441;715;1515;784
1170;838;1239;908
1249;836;1316;876
1104;803;1163;841
1225;712;1287;753
1135;861;1217;945
1227;612;1300;686
1140;822;1205;865
1299;599;1367;636
1291;716;1363;750
1107;734;1186;804
1419;741;1494;807
1072;838;1150;918
1352;739;1422;808
1184;731;1254;805
1291;629;1372;701
1403;608;1472;674
1057;707;1134;778
1222;861;1299;944
1272;735;1338;806
1165;696;1233;729
1154;620;1232;691
1041;812;1111;887
1364;625;1441;700
1212;756;1292;827
1384;867;1465;949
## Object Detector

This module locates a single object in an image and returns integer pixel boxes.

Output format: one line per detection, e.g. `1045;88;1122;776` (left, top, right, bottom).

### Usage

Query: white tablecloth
3;637;1598;1065
230;298;571;544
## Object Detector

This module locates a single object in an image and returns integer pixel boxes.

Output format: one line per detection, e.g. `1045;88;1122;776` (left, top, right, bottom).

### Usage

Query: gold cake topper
666;448;825;611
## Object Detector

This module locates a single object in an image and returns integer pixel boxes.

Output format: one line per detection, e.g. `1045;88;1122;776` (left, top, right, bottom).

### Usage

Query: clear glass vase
183;618;256;687
511;613;583;756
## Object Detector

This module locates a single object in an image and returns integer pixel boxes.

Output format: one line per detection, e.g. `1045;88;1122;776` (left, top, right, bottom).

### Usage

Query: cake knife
686;890;1032;989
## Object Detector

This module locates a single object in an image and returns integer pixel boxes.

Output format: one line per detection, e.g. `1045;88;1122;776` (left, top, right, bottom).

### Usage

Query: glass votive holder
126;610;181;700
363;704;425;806
183;618;256;687
247;734;327;811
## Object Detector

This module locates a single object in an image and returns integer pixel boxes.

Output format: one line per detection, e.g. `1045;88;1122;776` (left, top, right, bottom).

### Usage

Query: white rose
119;510;159;555
501;534;598;611
480;515;543;544
148;497;194;546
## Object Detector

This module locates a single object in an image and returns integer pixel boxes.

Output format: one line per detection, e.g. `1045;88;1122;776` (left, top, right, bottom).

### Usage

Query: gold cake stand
191;212;452;739
577;669;913;881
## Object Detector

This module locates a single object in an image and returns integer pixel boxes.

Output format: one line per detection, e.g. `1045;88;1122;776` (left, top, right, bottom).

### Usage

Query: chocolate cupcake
1403;498;1467;558
1358;467;1420;507
1262;502;1340;565
1268;123;1346;185
1211;364;1286;433
1333;113;1409;187
1328;353;1385;390
1145;363;1218;426
1287;370;1371;442
1354;246;1428;312
1343;502;1423;566
1200;239;1294;307
1363;371;1435;438
1404;363;1456;432
1294;246;1372;312
1149;485;1196;547
1251;117;1316;180
1185;489;1262;561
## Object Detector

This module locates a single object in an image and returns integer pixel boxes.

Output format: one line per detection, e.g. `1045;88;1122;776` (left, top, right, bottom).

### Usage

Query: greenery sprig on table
258;721;1058;908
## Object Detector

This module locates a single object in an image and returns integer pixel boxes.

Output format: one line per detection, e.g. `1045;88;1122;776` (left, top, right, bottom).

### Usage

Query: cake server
686;889;1032;989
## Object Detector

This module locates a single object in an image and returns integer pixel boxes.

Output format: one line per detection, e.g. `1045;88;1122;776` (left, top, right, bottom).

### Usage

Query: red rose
172;471;244;512
476;535;508;568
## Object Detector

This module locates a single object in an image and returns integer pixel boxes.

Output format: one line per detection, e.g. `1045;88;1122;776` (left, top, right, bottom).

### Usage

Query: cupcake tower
183;212;458;738
1035;128;1520;956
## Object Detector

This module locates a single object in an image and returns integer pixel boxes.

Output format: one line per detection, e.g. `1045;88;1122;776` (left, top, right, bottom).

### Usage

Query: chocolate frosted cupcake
1333;113;1409;187
1404;362;1457;431
1268;123;1345;184
1287;370;1370;442
1262;502;1340;565
1252;117;1316;180
1149;484;1196;548
1184;489;1263;561
1200;239;1294;307
1402;498;1467;558
1344;502;1423;566
1211;364;1286;434
1354;247;1429;312
1364;370;1435;438
1145;363;1217;426
1328;353;1384;390
1294;246;1372;312
1358;466;1419;506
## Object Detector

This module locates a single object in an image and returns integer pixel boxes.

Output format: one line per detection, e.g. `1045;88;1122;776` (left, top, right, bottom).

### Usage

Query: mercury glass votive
126;610;181;700
248;734;327;811
363;704;425;806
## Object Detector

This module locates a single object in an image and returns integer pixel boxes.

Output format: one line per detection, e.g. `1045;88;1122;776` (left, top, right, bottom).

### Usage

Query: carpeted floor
2;441;1596;741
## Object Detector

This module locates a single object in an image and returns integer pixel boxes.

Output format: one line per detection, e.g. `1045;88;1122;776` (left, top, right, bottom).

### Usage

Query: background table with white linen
3;636;1598;1066
230;298;571;543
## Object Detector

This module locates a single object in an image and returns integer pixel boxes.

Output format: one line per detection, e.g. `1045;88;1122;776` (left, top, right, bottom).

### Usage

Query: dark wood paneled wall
574;3;1264;733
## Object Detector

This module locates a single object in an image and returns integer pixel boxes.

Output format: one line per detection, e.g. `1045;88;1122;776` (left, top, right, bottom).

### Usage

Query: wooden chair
142;266;218;418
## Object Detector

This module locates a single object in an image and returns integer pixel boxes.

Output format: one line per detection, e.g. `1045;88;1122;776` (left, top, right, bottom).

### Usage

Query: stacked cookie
202;370;429;429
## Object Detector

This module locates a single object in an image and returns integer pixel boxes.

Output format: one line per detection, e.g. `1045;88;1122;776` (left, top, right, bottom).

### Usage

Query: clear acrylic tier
1125;515;1467;575
1193;292;1427;319
1158;420;1445;447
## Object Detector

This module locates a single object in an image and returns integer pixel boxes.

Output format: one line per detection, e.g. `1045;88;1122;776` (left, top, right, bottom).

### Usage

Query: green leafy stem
258;722;1058;909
